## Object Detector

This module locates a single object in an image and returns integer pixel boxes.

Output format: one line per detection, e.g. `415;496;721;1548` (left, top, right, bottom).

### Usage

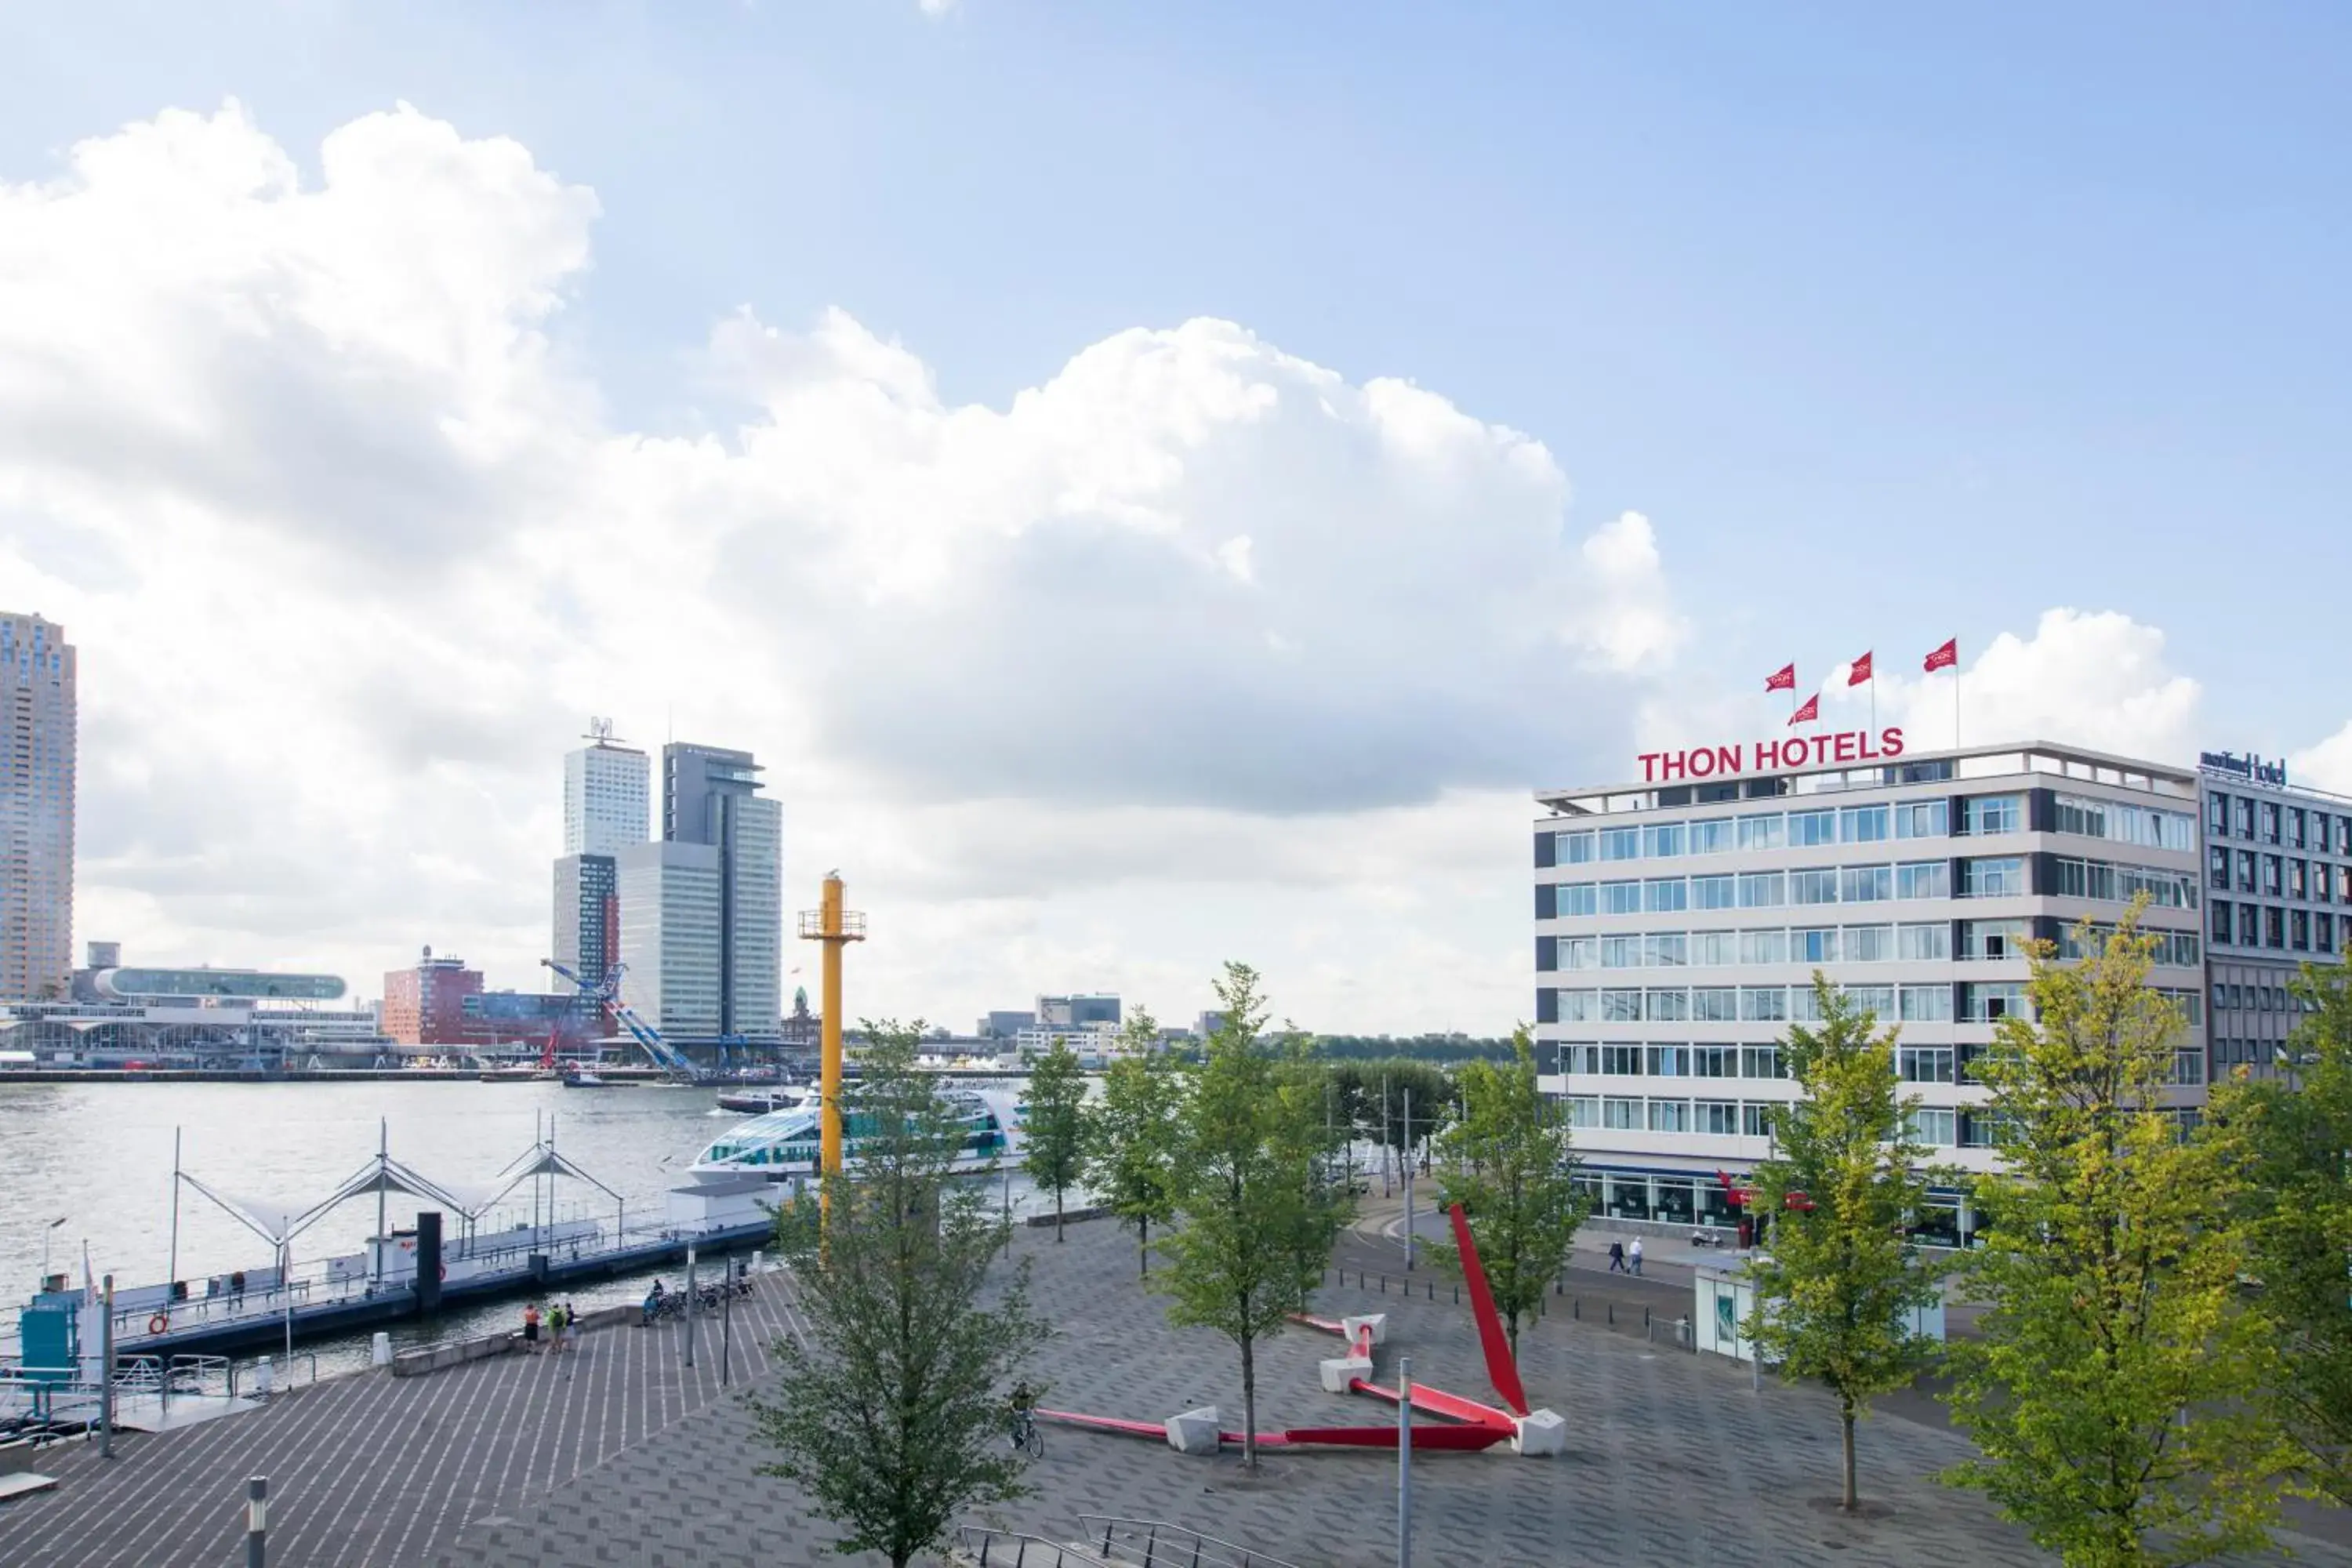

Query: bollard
1643;1306;1652;1330
245;1475;268;1567
254;1356;274;1397
370;1333;392;1368
1606;1302;1613;1326
1573;1298;1580;1320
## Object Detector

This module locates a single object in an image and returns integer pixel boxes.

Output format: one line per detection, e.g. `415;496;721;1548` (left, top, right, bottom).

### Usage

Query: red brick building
381;949;485;1046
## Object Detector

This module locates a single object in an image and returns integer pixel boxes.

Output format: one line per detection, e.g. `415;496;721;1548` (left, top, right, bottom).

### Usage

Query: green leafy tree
1022;1040;1089;1242
2209;955;2352;1503
1944;904;2296;1565
1084;1010;1185;1278
1744;977;1946;1512
750;1022;1048;1568
1156;963;1343;1469
1428;1027;1588;1360
1354;1058;1454;1189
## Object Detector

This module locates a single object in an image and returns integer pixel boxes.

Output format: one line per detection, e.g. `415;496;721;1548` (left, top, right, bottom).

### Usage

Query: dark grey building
2198;753;2351;1078
978;1009;1036;1040
660;742;782;1040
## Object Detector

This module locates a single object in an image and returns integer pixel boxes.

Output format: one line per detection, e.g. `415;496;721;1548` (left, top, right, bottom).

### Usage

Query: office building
1038;993;1120;1029
0;613;74;999
382;949;486;1046
2197;751;2352;1076
552;724;648;995
658;742;782;1040
616;840;724;1038
978;1009;1036;1040
1534;736;2210;1243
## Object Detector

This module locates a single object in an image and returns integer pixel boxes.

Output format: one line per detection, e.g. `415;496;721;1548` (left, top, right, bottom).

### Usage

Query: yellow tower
798;873;866;1178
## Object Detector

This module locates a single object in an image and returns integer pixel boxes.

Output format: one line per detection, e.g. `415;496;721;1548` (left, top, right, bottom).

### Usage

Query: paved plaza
5;1219;2352;1566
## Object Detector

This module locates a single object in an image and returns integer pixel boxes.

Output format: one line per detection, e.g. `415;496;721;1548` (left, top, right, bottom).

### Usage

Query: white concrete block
1341;1312;1388;1348
1165;1405;1221;1456
1318;1355;1374;1393
1512;1407;1566;1457
371;1332;394;1367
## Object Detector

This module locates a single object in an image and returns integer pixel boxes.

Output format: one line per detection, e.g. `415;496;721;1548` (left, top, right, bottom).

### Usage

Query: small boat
716;1085;815;1116
562;1070;612;1089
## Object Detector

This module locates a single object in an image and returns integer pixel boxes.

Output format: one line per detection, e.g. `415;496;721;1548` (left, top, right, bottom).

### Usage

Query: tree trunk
1138;1215;1149;1278
1841;1397;1857;1512
1240;1330;1258;1472
1054;1186;1065;1242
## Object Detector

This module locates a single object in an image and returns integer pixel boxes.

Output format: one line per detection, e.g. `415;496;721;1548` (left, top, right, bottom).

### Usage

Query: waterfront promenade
6;1220;2351;1566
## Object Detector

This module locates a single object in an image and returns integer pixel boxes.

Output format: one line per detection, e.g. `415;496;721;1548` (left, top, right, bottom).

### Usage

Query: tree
1084;1010;1185;1278
2209;955;2352;1503
1155;963;1343;1470
750;1022;1048;1568
1944;903;2296;1565
1022;1040;1089;1242
1344;1058;1453;1188
1428;1027;1587;1361
1744;977;1945;1512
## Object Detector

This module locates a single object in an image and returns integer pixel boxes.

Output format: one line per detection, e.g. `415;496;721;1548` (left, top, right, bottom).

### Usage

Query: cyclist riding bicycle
1007;1381;1037;1448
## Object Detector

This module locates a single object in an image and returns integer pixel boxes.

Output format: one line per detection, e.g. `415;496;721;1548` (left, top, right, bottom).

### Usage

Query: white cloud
0;101;1661;1032
2292;724;2352;796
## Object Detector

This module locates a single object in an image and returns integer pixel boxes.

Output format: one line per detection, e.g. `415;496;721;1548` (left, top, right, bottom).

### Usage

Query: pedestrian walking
1606;1240;1627;1273
523;1302;542;1351
1628;1236;1645;1276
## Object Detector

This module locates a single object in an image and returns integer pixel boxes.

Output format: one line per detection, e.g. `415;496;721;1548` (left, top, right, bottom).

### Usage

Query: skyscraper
552;721;648;995
0;613;74;999
658;742;782;1040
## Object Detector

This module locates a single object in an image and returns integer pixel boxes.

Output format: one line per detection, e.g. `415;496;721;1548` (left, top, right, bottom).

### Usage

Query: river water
0;1077;1057;1376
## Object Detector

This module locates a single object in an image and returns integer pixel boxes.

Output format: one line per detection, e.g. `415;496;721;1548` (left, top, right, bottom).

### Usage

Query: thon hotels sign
2199;750;2287;787
1638;728;1907;784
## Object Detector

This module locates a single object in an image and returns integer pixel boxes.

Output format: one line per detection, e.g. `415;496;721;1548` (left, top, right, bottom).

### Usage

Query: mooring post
245;1475;268;1567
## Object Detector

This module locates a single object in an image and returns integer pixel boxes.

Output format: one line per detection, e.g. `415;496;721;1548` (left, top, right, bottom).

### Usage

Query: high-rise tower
0;613;75;998
553;719;648;996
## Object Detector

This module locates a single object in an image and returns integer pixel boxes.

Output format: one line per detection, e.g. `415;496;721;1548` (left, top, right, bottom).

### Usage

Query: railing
1075;1516;1301;1568
957;1526;1113;1567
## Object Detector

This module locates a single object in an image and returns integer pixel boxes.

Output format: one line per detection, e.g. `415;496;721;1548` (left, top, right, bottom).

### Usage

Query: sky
2;2;2347;1033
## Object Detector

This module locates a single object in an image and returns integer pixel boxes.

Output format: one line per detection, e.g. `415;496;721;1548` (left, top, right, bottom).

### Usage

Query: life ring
147;1312;170;1334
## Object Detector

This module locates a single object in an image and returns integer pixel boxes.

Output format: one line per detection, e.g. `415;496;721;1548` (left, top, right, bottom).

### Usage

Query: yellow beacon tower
798;873;866;1178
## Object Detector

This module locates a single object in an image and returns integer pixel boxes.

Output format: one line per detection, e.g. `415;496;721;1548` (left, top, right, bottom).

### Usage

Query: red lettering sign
1636;728;1906;783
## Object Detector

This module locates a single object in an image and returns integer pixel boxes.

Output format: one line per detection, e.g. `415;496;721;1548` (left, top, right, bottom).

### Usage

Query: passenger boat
715;1084;814;1116
688;1088;1018;1182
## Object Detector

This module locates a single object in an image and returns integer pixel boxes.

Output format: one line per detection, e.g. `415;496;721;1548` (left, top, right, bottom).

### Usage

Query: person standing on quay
523;1302;542;1352
550;1301;568;1356
1628;1236;1644;1277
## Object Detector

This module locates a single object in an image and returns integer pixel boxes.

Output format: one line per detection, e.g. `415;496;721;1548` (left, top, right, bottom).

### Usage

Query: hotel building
1534;737;2214;1243
2198;754;2352;1076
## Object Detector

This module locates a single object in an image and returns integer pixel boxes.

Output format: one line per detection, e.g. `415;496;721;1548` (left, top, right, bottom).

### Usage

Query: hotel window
2291;860;2309;899
1791;868;1840;905
1563;1097;1600;1129
1690;818;1734;855
1845;924;1896;961
1601;1044;1643;1075
2208;792;2229;837
1645;877;1690;913
1790;809;1836;847
2262;803;2281;844
2234;797;2255;838
1738;871;1787;909
1602;880;1641;914
2341;818;2352;855
1840;804;1890;843
2237;851;2257;893
1646;1044;1693;1077
2318;869;2336;906
1841;864;1893;903
1692;931;1737;966
1602;986;1642;1018
1791;927;1838;964
1964;982;2031;1022
1741;1102;1777;1137
1896;921;1951;960
1960;857;2026;897
1740;985;1789;1022
1559;989;1599;1022
2238;904;2260;947
1647;1099;1692;1134
1559;883;1599;917
1899;1045;1955;1082
2209;847;2229;891
1900;985;1955;1022
1740;927;1788;965
2292;910;2311;951
2171;1049;2205;1087
2157;988;2204;1026
2320;913;2337;953
1693;985;1738;1021
1642;822;1686;858
1896;799;1949;839
1959;918;2031;960
1601;827;1640;861
1602;1098;1642;1130
1645;932;1689;967
2289;808;2307;849
1843;984;1896;1018
2211;898;2233;945
1906;1109;1958;1148
1961;794;2023;835
1737;812;1785;851
1559;830;1595;864
1646;988;1691;1021
1558;1044;1600;1074
1693;873;1737;909
1560;937;1599;970
1697;1101;1741;1136
2259;855;2282;896
1790;985;1826;1023
1896;860;1949;900
1693;1044;1737;1078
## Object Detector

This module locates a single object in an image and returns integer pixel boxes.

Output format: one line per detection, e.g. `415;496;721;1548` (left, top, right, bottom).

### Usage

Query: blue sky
3;2;2347;1024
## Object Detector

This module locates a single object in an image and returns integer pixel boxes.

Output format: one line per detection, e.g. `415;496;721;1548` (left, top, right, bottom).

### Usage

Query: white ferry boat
688;1088;1019;1183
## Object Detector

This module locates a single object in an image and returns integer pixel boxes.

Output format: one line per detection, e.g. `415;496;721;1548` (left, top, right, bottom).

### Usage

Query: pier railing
1074;1516;1301;1568
956;1526;1114;1567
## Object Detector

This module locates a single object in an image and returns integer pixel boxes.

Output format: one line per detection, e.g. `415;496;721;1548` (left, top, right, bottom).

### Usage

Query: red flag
1764;662;1795;693
1788;692;1820;725
1924;637;1958;673
1847;651;1873;686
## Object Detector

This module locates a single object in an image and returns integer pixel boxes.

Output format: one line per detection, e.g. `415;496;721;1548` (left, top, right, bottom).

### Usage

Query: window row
1554;798;1984;866
2047;856;2199;909
2052;922;2203;968
1554;1095;1965;1147
2208;848;2352;904
2051;793;2196;853
1553;982;1962;1025
2209;901;2343;956
1545;860;1958;916
1555;922;1965;970
2209;792;2352;855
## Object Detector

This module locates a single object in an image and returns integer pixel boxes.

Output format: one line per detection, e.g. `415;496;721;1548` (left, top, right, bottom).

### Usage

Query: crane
539;958;705;1082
